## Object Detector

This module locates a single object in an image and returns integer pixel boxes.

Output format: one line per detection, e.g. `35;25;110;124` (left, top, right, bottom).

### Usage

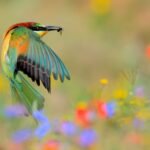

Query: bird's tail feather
10;73;44;114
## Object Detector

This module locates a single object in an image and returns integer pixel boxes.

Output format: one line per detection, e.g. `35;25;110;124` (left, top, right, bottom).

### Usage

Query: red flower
96;101;107;119
145;45;150;58
75;102;95;127
43;140;60;150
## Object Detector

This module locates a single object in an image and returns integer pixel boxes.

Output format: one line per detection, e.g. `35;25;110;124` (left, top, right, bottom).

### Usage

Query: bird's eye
36;26;44;30
30;26;44;31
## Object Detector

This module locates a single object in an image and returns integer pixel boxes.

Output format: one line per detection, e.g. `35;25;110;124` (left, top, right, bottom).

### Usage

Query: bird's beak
46;26;63;33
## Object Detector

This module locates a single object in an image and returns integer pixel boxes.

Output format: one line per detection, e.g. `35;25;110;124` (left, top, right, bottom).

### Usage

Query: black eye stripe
30;26;46;31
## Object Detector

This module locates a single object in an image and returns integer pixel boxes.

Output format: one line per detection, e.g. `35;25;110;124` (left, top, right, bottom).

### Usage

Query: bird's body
1;22;70;114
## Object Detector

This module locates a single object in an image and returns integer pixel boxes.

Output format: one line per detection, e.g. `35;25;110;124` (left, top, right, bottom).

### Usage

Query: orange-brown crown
5;22;36;37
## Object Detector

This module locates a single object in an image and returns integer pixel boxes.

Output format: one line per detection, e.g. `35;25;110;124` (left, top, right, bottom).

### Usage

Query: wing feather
9;27;70;92
43;43;59;80
50;48;64;81
52;50;70;81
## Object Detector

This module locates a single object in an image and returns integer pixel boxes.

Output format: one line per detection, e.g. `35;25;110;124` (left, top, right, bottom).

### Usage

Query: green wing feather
14;27;70;92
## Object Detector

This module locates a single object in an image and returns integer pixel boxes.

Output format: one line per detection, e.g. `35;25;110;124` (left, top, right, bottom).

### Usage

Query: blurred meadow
0;0;150;149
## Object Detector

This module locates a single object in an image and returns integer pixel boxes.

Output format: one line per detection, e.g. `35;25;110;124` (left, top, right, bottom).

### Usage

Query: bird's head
5;22;63;37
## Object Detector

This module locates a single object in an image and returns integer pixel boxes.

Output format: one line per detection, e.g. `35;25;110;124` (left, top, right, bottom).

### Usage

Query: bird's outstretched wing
8;27;70;92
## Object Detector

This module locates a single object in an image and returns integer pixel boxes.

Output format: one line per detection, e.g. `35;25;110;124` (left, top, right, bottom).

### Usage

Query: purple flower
134;87;144;97
61;121;77;136
4;104;29;118
33;110;49;123
34;122;51;139
79;128;97;147
106;101;116;118
12;129;32;143
33;110;51;139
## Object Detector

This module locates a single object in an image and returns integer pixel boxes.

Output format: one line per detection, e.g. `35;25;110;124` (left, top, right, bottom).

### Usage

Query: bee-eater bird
1;22;70;114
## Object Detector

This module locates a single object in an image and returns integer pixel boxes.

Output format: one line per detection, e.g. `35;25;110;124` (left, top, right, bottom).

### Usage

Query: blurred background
0;0;150;149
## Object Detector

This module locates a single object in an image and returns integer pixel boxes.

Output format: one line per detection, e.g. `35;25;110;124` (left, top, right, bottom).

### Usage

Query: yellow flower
113;89;128;99
77;101;87;109
90;0;111;15
99;78;108;85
